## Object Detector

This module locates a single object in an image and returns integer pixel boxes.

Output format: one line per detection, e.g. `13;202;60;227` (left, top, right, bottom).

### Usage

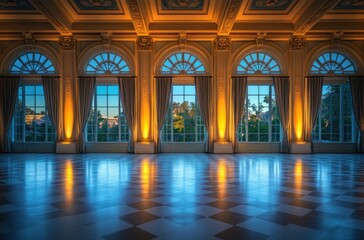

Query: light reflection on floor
0;153;364;240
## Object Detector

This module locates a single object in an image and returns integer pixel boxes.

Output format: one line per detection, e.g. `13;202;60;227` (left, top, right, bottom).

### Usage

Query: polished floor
0;153;364;240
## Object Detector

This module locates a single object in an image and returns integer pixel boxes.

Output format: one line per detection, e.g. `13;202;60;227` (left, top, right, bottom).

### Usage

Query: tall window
11;52;55;143
237;52;281;142
311;52;356;142
161;52;206;143
85;52;129;143
162;85;205;142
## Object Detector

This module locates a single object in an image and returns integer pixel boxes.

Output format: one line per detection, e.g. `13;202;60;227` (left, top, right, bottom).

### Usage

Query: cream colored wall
1;38;363;153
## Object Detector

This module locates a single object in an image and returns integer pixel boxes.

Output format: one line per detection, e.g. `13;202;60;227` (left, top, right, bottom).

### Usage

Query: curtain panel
77;76;96;153
154;76;172;153
42;76;61;145
349;76;364;152
0;76;20;153
232;76;247;152
303;76;323;152
118;77;137;153
273;76;290;153
195;76;214;153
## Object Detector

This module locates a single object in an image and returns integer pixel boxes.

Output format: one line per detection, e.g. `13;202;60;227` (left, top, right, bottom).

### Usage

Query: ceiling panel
249;0;295;11
334;0;364;10
0;0;35;11
161;0;204;10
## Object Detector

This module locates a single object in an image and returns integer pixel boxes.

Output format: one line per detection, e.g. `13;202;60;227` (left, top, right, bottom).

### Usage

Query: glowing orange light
217;159;232;198
65;160;74;202
64;96;74;139
140;158;156;199
294;94;303;140
217;97;226;139
294;159;303;194
141;102;150;140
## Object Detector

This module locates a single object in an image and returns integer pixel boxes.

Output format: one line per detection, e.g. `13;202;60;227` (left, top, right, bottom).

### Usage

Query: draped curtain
273;76;290;153
42;76;61;145
77;76;96;153
303;76;323;151
0;76;20;153
118;77;136;153
232;76;247;152
195;76;214;153
155;76;172;152
349;76;364;152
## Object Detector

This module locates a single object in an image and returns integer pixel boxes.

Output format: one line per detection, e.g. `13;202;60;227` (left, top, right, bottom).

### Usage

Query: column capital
137;37;153;50
59;36;75;50
289;36;307;50
214;36;231;50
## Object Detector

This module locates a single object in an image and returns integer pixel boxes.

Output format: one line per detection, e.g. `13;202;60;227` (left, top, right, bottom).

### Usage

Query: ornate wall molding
179;32;187;50
218;0;243;35
295;0;340;34
137;37;153;50
101;32;111;51
30;0;71;35
23;32;35;51
59;36;75;50
256;33;266;51
126;0;148;36
289;36;307;50
330;31;343;49
215;37;231;50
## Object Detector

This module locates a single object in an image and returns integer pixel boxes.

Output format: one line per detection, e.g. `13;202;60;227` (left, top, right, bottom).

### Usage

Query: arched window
310;52;356;74
161;52;205;74
10;52;56;74
311;52;356;143
11;52;56;143
237;52;281;74
85;52;129;74
161;52;206;144
237;52;281;143
85;52;130;143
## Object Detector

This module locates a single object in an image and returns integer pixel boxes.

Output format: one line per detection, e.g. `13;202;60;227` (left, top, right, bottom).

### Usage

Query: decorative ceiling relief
162;0;204;10
0;0;35;10
73;0;119;10
334;0;364;9
249;0;294;11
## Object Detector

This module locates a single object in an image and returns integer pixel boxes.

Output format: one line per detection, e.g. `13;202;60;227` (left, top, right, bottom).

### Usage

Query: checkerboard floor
1;153;364;240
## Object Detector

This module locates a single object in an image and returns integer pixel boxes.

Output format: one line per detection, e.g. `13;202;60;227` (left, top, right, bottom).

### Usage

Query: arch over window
161;52;205;74
10;52;56;74
85;52;130;74
237;52;281;74
310;52;356;74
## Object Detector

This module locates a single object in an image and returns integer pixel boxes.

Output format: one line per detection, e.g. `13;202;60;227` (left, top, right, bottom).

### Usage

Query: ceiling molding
29;0;72;35
217;0;243;35
294;0;341;35
125;0;148;35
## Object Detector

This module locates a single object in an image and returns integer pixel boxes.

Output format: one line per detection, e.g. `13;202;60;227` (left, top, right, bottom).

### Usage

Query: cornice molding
59;36;75;50
137;37;152;50
126;0;148;36
218;0;243;36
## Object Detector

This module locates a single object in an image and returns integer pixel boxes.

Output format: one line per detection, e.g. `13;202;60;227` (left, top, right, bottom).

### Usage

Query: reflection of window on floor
13;85;55;142
162;85;205;142
237;85;280;142
87;85;129;142
312;84;354;142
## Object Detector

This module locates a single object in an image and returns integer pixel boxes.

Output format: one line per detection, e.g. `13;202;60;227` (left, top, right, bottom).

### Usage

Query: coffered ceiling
0;0;363;40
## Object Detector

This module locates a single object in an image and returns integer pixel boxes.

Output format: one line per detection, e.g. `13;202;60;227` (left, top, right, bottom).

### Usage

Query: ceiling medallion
137;37;153;50
289;36;306;50
59;36;75;50
215;37;231;50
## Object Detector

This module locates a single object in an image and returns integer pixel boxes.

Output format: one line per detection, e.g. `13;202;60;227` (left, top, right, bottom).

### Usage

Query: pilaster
213;36;233;153
136;36;154;153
